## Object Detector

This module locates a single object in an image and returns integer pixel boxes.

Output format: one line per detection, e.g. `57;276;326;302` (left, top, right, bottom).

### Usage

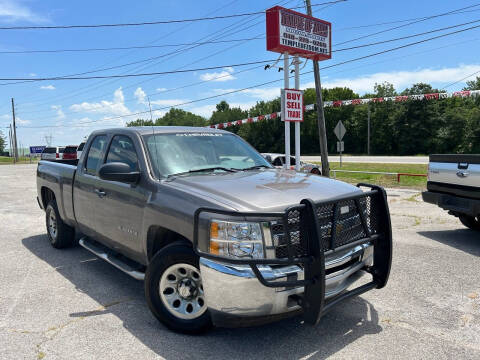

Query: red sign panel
266;6;331;61
281;89;304;122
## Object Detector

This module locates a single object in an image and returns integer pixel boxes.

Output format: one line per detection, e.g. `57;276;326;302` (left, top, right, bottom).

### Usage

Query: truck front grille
271;194;379;259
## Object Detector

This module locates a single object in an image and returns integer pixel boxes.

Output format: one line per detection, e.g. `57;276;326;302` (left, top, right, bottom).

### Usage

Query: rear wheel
311;168;321;175
45;200;75;248
145;243;212;334
459;215;480;231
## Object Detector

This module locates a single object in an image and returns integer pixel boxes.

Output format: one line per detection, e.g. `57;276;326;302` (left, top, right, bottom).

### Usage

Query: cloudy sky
0;0;480;147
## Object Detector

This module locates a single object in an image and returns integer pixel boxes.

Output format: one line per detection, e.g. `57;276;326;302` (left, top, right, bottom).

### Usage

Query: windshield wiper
167;167;237;179
233;165;271;171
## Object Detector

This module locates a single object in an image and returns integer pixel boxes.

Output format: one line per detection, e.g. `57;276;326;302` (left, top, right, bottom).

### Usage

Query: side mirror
264;155;273;164
99;162;140;184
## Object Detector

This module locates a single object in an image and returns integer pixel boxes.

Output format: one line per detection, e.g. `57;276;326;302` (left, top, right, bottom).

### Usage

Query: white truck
422;154;480;230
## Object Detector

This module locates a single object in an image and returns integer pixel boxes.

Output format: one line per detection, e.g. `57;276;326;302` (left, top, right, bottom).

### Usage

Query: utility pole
305;0;329;177
283;53;291;169
367;104;371;155
11;98;18;161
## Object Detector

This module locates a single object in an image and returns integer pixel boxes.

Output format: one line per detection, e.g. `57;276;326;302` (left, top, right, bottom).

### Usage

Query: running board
79;237;145;281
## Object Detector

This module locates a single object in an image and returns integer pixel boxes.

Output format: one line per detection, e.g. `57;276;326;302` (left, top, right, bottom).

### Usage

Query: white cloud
29;73;36;77
156;87;167;92
134;87;146;104
15;117;31;125
200;67;236;82
0;0;47;23
302;64;480;94
51;105;65;120
40;84;55;90
69;87;131;116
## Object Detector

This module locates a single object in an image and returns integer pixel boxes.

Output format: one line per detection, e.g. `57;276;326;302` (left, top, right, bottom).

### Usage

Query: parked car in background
63;145;78;160
262;153;321;175
41;146;65;160
422;154;480;231
77;142;85;159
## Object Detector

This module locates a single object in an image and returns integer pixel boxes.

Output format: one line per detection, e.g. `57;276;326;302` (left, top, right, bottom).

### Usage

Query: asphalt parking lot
0;164;479;360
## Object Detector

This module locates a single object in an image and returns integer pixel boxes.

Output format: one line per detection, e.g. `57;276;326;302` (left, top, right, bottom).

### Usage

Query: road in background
0;164;478;359
302;155;429;164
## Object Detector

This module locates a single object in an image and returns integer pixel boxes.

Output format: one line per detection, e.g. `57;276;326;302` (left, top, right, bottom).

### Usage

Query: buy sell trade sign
281;89;304;122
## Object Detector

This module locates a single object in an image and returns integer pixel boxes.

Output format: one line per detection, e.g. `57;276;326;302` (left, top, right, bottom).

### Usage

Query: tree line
127;77;480;155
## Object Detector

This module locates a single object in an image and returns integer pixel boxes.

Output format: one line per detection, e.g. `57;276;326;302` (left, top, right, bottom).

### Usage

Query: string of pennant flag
208;89;480;129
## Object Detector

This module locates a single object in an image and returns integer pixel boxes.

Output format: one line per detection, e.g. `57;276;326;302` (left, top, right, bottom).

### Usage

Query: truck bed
37;160;77;226
428;154;480;190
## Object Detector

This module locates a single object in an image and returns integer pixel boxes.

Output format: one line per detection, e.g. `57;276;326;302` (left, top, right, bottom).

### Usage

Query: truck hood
169;169;361;211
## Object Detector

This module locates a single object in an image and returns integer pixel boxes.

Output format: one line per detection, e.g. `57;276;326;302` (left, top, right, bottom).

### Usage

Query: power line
337;8;480;31
441;69;480;89
334;19;480;52
0;59;276;81
334;3;480;46
17;34;480;121
0;37;264;54
20;25;480;129
6;22;480;83
12;0;288;107
0;1;346;30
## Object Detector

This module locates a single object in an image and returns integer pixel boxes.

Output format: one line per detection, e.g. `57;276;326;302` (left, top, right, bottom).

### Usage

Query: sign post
334;120;346;167
266;6;331;172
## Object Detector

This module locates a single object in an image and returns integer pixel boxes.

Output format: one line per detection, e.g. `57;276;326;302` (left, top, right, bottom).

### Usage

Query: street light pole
305;0;330;177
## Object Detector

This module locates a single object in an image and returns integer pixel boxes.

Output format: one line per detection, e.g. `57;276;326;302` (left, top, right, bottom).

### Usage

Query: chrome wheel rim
159;263;207;320
48;209;57;239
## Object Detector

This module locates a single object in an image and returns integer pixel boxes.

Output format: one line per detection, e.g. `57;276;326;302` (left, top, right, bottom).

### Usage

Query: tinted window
105;135;138;172
43;147;56;154
77;142;85;151
59;147;65;153
85;136;107;175
64;146;77;154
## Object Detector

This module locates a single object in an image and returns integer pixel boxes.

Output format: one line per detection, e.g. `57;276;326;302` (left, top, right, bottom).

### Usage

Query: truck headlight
209;220;264;259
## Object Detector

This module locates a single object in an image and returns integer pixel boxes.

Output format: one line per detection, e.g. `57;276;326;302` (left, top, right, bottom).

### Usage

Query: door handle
95;189;106;197
456;171;469;178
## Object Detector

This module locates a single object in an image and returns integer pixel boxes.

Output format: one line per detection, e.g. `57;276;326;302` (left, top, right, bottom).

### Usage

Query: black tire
459;215;480;231
45;200;75;248
311;168;321;175
145;243;212;334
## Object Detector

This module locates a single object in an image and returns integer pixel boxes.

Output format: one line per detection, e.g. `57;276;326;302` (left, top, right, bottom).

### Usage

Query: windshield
143;132;272;178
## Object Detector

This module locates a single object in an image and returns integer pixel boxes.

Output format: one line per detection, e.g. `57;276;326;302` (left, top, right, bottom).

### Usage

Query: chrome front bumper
200;243;373;323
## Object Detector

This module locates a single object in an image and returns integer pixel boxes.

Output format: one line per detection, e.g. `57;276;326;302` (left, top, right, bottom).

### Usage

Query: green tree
401;82;443;95
372;82;397;97
463;76;480;90
127;108;206;127
0;130;5;153
209;100;248;125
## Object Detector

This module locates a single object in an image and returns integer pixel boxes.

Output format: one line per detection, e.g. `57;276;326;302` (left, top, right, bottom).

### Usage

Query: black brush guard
193;184;392;325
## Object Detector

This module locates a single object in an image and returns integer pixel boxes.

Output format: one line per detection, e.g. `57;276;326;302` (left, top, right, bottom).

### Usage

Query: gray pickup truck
37;127;392;333
422;154;480;230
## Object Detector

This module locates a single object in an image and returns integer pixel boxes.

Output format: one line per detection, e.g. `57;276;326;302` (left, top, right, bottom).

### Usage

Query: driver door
94;134;147;260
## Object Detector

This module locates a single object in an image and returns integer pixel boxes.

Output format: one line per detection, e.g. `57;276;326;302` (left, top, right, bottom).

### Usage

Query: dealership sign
30;146;45;154
266;6;331;61
281;89;304;122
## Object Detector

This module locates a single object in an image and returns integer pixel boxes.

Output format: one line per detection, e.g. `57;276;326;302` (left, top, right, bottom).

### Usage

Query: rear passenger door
73;135;108;238
94;134;147;260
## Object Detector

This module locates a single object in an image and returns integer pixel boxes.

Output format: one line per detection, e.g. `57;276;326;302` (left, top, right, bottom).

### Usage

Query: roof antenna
148;95;161;179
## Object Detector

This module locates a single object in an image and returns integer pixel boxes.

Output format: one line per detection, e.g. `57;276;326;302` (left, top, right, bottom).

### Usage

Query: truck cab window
105;135;138;171
85;135;107;175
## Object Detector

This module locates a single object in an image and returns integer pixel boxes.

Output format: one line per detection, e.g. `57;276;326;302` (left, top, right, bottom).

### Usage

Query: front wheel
459;215;480;231
145;243;212;334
